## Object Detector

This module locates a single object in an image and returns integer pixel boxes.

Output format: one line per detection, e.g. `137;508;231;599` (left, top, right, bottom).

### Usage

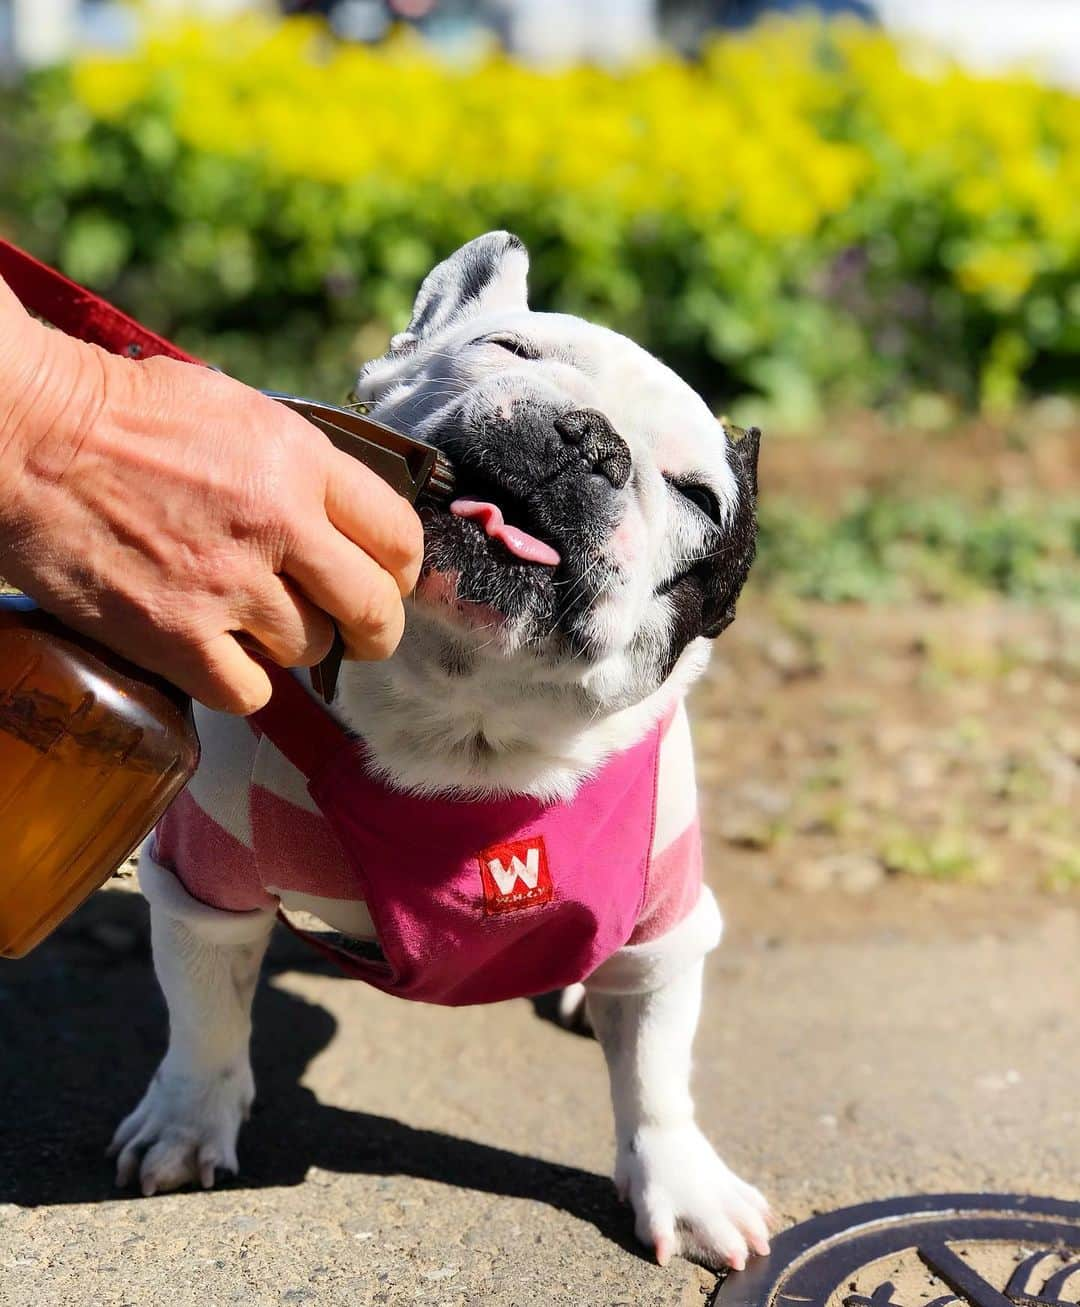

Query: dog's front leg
587;962;771;1270
109;852;275;1196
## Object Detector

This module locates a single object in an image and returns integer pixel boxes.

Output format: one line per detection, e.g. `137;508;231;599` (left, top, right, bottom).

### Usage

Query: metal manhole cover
713;1194;1080;1307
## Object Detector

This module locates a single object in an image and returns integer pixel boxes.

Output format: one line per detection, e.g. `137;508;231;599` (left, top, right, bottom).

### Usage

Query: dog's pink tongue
450;499;561;566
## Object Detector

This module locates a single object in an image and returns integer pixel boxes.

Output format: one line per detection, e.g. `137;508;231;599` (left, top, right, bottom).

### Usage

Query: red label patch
478;837;554;915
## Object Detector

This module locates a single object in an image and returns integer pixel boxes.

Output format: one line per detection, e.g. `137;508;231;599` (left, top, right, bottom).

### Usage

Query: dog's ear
353;232;529;405
694;424;761;642
725;423;760;501
393;231;530;352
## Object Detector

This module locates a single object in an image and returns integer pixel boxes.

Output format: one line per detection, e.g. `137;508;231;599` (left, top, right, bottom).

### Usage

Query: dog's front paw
108;1057;254;1196
616;1123;771;1270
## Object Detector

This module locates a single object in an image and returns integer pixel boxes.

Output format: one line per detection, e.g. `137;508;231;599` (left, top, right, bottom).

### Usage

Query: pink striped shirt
153;665;707;1005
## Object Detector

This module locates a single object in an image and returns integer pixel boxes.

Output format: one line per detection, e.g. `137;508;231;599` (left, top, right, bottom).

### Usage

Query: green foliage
0;16;1078;416
755;495;1080;601
878;826;988;882
1044;850;1080;893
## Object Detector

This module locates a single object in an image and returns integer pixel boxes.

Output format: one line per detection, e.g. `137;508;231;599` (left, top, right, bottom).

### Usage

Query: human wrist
0;287;43;462
0;307;112;501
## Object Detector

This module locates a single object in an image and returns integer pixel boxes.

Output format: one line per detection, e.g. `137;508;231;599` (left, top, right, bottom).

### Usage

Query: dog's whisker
548;555;605;616
540;555;609;642
663;543;741;572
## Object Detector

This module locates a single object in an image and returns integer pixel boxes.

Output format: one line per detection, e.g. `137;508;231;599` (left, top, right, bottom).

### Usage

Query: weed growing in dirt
1044;851;1080;893
878;827;990;882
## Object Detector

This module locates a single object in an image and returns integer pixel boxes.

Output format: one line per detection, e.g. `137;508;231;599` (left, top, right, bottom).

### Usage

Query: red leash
0;237;202;365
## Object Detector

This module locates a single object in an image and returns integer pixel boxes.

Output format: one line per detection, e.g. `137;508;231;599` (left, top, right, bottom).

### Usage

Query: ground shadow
527;988;594;1038
0;887;640;1258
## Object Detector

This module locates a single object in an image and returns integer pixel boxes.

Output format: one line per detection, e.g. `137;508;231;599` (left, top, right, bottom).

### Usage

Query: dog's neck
332;619;709;803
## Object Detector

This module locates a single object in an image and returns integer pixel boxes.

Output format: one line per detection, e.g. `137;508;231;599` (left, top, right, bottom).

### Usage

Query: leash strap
248;658;349;781
0;237;203;365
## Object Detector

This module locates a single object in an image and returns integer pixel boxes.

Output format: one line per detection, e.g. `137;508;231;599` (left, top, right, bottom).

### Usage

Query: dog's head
349;233;758;791
355;233;759;708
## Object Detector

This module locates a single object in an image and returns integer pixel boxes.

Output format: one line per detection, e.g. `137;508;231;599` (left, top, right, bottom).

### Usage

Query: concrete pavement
0;876;1076;1307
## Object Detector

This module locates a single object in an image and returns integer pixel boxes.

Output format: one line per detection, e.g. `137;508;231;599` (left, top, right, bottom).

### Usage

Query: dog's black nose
553;409;632;490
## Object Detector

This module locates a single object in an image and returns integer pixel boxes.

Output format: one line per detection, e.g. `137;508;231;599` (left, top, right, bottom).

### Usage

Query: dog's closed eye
474;333;543;360
667;477;722;526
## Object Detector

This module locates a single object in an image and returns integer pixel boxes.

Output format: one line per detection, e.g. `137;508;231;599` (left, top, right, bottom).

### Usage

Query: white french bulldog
110;233;769;1271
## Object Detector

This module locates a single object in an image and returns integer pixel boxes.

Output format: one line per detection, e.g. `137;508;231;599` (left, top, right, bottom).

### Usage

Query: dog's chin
415;510;558;637
414;509;620;657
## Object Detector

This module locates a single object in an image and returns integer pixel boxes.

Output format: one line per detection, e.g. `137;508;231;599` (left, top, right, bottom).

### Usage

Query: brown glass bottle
0;597;199;957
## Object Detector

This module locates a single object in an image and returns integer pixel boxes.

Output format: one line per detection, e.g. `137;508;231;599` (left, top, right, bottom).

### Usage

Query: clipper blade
265;391;455;507
422;450;456;505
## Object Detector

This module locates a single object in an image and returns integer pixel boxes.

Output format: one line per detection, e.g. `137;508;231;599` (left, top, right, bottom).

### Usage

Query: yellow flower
955;244;1040;306
71;57;151;118
64;9;1077;258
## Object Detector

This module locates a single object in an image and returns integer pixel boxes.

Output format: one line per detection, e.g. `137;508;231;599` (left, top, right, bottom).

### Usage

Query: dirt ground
702;409;1078;928
694;593;1078;933
758;405;1079;508
0;418;1076;1306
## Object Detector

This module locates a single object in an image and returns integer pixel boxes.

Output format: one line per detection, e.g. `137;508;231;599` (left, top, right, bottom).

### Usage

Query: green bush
756;495;1080;601
1;15;1079;420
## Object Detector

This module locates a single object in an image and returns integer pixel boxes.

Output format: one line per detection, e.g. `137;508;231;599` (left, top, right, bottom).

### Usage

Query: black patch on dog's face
419;399;626;647
654;427;760;681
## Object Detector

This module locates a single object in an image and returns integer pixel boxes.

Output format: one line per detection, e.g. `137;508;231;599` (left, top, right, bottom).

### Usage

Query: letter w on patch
478;837;554;915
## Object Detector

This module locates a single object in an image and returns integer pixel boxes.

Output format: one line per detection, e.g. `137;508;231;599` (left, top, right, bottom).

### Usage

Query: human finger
322;446;425;595
236;576;335;669
164;632;274;714
283;526;406;661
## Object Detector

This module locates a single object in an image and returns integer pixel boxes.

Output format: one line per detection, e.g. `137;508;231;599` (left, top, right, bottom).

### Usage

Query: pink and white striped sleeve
140;704;279;934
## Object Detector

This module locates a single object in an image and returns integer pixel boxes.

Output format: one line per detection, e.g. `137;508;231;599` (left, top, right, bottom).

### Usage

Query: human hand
0;309;423;713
